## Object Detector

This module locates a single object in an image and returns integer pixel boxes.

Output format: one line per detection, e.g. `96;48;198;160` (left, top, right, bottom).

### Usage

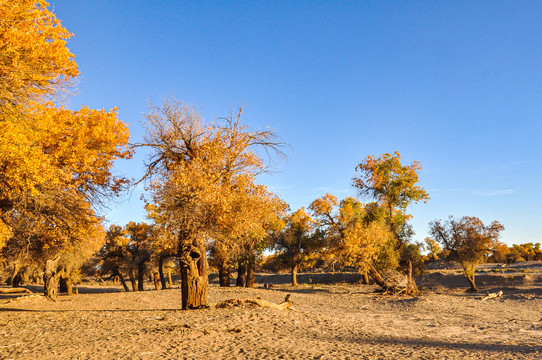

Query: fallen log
2;294;44;305
0;287;32;294
481;290;503;301
215;294;294;310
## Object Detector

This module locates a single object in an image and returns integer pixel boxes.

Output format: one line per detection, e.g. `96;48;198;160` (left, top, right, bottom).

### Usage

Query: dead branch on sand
215;294;294;310
0;288;32;294
481;290;503;301
1;294;44;305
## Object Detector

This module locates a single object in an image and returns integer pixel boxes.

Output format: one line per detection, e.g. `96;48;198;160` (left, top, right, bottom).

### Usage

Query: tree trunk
43;258;60;299
59;277;73;295
12;273;22;287
128;268;137;291
158;256;167;289
137;264;145;291
407;260;418;294
236;262;246;287
179;235;208;309
7;263;19;286
362;271;370;285
368;264;387;288
167;268;173;287
218;262;231;287
291;263;298;286
114;269;130;292
59;267;73;295
466;273;478;292
367;264;418;295
59;276;73;295
153;272;160;290
245;257;255;288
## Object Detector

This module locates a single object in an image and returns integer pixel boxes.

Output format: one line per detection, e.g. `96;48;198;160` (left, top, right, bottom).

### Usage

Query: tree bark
153;272;160;290
114;269;130;292
7;263;19;286
245;257;255;288
59;267;73;295
291;263;298;286
137;263;145;291
179;235;208;309
236;262;246;287
59;276;73;295
167;268;173;287
43;258;60;299
12;273;22;287
407;260;418;294
218;262;231;287
362;271;370;285
368;264;387;288
367;264;418;295
128;268;137;291
158;256;167;289
466;273;478;292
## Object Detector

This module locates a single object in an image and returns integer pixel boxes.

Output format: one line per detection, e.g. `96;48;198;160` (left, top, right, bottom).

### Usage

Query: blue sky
50;0;542;246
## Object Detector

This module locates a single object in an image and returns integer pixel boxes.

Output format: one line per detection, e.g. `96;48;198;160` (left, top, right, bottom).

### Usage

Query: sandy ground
1;264;542;359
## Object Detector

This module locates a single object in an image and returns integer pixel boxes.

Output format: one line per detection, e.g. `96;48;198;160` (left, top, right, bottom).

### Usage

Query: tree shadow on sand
317;332;542;355
0;308;183;313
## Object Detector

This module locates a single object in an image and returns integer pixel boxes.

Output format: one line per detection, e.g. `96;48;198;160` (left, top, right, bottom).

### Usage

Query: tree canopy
0;0;131;297
352;151;429;246
430;216;505;291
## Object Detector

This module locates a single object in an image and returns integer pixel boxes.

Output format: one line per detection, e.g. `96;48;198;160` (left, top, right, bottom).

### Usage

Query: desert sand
1;264;542;359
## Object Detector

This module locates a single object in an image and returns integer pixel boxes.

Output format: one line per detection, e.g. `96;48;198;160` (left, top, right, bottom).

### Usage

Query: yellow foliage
0;0;79;109
0;1;130;267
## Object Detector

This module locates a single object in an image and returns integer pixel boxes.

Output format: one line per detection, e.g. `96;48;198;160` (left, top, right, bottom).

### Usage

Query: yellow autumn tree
0;0;78;110
0;1;131;297
309;195;397;282
209;181;288;287
141;99;285;309
353;151;429;248
430;216;505;291
270;207;324;286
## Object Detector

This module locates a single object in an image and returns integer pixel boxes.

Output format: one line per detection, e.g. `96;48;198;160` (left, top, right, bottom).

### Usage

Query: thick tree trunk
179;236;208;309
59;267;73;295
7;263;19;286
59;276;73;295
236;262;246;287
218;262;231;287
158;256;167;289
291;263;298;286
43;258;60;299
466;274;478;292
245;257;255;288
12;273;22;287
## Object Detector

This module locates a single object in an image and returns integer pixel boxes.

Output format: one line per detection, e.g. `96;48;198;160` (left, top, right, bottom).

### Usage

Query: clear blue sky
50;0;542;246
